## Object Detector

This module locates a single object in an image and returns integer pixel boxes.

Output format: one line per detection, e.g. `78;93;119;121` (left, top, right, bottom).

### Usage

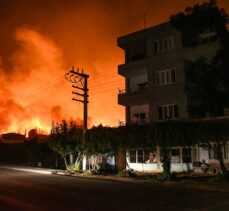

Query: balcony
119;83;148;94
118;85;150;106
118;59;147;76
118;118;151;126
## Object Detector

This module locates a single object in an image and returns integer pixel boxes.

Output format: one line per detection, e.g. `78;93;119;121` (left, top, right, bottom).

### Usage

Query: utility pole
65;66;89;171
65;66;89;141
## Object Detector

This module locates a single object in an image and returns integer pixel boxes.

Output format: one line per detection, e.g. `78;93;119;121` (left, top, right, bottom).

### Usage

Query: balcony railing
118;83;149;95
131;118;150;125
119;118;151;126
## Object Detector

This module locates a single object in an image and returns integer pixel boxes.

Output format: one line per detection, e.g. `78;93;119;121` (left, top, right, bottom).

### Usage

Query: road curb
1;165;229;193
52;170;229;193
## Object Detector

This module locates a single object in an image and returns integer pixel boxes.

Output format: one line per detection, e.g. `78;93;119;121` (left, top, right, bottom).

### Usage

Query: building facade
118;22;221;125
117;22;229;172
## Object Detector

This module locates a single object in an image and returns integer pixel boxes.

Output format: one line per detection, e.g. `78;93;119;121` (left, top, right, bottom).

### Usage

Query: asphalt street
0;168;229;211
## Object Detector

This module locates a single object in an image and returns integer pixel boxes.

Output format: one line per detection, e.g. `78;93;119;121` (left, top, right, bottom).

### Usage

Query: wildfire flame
0;26;123;134
0;0;228;134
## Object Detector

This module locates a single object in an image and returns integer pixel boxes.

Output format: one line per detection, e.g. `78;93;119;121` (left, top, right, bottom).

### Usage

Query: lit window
144;150;157;163
129;150;136;163
129;149;157;164
209;144;229;160
182;148;192;163
171;148;180;163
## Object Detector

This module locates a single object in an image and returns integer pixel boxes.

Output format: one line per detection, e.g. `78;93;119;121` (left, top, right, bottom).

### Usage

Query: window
129;150;136;163
134;113;145;120
209;144;229;160
138;82;148;92
125;39;146;63
163;106;168;119
156;68;176;86
161;72;165;84
174;105;179;118
154;37;173;54
133;113;146;125
139;113;146;120
182;148;192;163
209;146;215;159
225;144;229;160
130;105;149;125
171;148;180;163
137;149;144;163
144;150;157;163
158;107;163;120
158;104;179;120
171;69;176;82
169;105;173;118
128;149;156;163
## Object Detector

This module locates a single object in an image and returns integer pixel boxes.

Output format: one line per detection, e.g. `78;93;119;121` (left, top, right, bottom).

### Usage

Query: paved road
0;168;229;211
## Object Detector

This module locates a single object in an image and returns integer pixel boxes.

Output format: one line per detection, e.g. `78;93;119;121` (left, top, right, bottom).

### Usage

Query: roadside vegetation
1;1;229;186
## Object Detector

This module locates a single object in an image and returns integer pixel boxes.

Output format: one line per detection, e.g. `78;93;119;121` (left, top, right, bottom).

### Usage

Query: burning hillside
0;0;228;133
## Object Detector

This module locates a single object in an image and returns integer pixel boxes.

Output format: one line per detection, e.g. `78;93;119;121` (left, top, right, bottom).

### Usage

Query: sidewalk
1;165;229;193
0;164;60;175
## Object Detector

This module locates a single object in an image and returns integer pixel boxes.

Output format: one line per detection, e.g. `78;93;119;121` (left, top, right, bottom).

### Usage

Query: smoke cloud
0;0;228;133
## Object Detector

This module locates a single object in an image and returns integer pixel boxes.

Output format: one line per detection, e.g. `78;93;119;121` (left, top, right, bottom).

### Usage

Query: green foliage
119;169;136;177
89;163;114;175
25;140;50;166
184;58;225;117
160;146;171;178
67;163;82;172
170;0;228;47
157;172;177;182
48;120;83;169
84;119;229;179
170;0;229;117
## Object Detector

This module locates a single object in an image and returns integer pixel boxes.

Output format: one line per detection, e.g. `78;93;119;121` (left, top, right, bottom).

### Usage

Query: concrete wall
118;22;221;124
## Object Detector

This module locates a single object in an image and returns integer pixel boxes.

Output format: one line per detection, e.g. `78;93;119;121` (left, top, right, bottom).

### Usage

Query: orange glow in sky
0;0;228;133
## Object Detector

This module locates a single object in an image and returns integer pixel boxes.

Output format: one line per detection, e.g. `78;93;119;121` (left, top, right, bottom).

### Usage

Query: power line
18;79;65;99
89;79;123;89
17;75;64;98
17;73;119;98
14;71;124;100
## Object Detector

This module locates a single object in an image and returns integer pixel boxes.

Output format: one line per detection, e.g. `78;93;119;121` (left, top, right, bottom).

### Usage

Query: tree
184;57;224;118
48;121;83;170
199;121;229;180
170;0;229;118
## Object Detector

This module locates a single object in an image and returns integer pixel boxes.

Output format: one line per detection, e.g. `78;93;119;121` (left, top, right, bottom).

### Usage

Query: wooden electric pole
65;66;89;141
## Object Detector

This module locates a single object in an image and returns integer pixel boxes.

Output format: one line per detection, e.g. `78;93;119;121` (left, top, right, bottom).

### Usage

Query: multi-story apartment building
117;22;229;172
118;22;220;125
